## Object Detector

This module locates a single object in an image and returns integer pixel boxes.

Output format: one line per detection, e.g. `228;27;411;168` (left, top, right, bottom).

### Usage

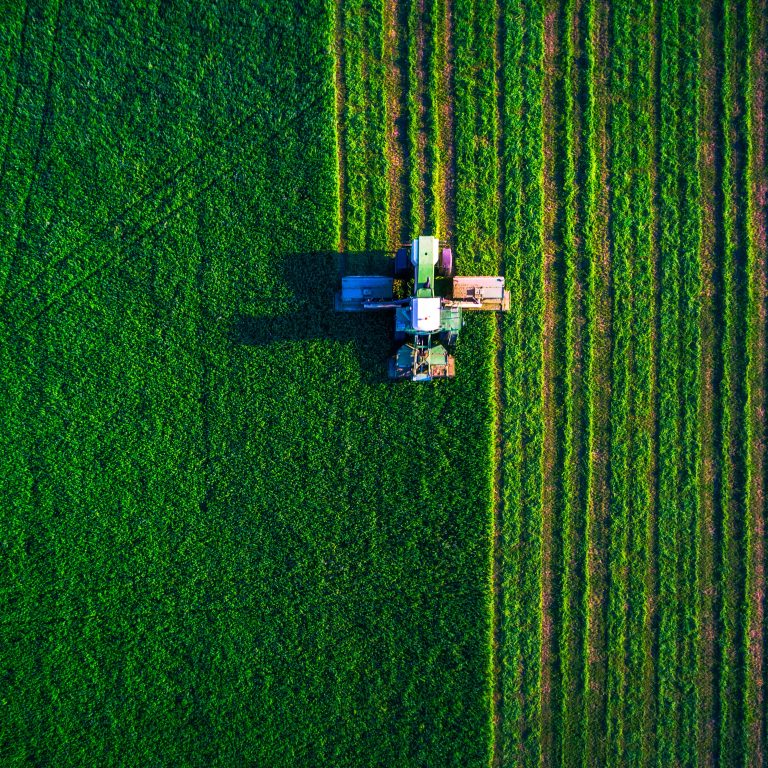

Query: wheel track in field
0;0;61;299
2;93;326;330
0;1;30;193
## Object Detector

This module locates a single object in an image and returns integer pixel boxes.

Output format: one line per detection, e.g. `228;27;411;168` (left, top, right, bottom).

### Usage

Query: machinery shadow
230;251;399;383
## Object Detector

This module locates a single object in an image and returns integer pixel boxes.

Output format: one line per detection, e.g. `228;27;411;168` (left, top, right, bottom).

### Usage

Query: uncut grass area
0;3;495;766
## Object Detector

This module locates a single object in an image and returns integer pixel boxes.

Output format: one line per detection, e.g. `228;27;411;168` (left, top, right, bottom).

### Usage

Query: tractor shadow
230;251;400;383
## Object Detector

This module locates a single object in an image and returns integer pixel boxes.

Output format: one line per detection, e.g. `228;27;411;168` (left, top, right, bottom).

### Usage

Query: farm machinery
335;235;509;381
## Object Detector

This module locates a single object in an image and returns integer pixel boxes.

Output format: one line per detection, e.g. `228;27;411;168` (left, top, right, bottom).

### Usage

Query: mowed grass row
499;0;545;765
338;0;388;248
656;0;683;761
604;0;635;760
677;0;703;762
715;0;754;763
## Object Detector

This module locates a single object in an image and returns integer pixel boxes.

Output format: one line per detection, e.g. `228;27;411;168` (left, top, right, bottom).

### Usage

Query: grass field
1;0;767;766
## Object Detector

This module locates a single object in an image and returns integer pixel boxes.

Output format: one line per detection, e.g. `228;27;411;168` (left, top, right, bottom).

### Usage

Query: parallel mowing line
365;0;388;248
556;0;577;764
341;0;367;249
518;2;544;764
739;0;758;759
499;1;545;765
499;0;525;762
716;0;739;761
625;0;654;763
655;0;682;763
606;0;633;762
743;0;768;760
423;0;440;234
474;0;500;272
578;0;597;764
405;0;421;237
677;0;703;764
695;0;719;758
452;0;476;264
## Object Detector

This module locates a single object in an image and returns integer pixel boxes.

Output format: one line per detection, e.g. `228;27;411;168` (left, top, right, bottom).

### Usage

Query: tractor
335;235;509;381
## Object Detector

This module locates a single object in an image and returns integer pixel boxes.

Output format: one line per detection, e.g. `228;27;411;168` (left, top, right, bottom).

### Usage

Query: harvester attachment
335;276;394;311
448;277;510;311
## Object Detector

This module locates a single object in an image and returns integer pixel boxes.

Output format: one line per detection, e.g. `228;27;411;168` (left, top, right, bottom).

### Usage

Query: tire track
0;0;61;298
0;1;30;192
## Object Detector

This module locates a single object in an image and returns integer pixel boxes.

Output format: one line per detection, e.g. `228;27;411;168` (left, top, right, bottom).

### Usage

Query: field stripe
540;4;558;760
383;0;406;244
405;0;421;235
655;0;683;761
584;3;613;762
339;0;368;248
677;0;703;763
578;0;599;764
552;0;581;763
697;0;719;761
714;0;754;761
606;0;635;760
625;0;655;763
365;0;388;248
499;1;545;764
740;0;762;760
745;0;768;761
423;0;441;234
436;0;455;239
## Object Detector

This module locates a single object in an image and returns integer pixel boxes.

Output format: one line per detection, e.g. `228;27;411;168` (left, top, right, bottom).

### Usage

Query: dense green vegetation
1;2;493;766
2;0;767;765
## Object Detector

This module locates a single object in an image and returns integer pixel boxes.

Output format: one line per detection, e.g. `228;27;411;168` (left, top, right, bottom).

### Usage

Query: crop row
499;0;544;765
604;0;634;760
365;0;388;247
737;0;759;759
626;2;655;764
716;0;741;761
340;0;368;248
577;0;598;764
655;0;683;762
677;0;703;762
423;0;440;234
452;0;499;271
554;1;578;764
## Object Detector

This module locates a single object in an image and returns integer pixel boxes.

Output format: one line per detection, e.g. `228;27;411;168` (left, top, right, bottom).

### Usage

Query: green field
1;0;767;766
